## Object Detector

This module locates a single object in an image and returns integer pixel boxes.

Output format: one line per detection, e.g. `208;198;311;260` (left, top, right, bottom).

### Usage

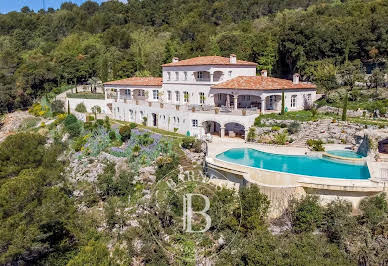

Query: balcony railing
115;99;259;116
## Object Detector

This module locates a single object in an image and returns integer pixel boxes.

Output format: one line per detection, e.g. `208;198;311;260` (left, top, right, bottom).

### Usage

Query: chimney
261;70;268;77
172;57;179;63
293;73;300;84
229;54;237;64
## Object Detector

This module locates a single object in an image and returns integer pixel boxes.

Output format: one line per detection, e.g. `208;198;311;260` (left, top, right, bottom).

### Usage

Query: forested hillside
0;0;387;112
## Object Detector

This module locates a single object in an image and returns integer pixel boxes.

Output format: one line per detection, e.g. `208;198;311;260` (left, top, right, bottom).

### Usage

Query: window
196;71;203;80
228;71;232;77
184;72;188;80
307;94;312;102
175;91;180;102
167;72;171;80
125;89;131;95
167;91;172;101
291;95;297;108
138;90;144;97
192;119;198;127
183;91;189;103
199;92;205;104
175;72;179;80
217;94;222;101
153;90;159;100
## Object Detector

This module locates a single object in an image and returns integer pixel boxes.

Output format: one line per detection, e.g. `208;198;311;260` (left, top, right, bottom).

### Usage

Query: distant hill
0;0;387;112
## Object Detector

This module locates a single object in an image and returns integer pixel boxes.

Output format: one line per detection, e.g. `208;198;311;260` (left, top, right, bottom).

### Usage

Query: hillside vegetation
0;0;387;113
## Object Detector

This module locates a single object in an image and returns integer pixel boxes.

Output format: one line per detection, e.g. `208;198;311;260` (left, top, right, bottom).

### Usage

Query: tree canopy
0;0;387;113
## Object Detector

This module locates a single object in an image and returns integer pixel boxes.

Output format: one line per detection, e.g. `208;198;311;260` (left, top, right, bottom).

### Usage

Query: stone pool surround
206;140;388;218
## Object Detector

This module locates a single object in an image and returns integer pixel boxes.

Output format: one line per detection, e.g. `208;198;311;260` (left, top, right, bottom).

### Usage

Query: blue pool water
326;150;364;159
216;148;370;179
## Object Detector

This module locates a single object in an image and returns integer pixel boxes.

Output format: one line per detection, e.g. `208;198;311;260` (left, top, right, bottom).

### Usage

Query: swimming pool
326;150;364;159
216;148;370;179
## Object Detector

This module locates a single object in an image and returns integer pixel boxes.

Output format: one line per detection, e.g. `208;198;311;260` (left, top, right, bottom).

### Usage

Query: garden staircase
290;119;332;147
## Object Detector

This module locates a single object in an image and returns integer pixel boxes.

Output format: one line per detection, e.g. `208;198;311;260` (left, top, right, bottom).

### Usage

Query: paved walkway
207;137;308;158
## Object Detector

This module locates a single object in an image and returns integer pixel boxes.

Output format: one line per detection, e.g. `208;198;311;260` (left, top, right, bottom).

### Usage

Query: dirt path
0;111;35;143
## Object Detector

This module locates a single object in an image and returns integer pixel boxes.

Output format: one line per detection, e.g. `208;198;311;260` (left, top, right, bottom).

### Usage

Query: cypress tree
67;100;70;115
341;91;348;121
281;91;285;115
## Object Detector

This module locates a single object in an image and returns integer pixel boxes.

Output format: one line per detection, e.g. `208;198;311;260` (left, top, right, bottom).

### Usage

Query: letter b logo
183;193;211;233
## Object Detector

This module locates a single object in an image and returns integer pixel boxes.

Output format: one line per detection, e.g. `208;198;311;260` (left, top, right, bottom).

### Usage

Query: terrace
114;98;260;116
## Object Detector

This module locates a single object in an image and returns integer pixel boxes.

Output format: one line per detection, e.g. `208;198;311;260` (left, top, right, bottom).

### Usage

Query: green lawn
257;110;388;127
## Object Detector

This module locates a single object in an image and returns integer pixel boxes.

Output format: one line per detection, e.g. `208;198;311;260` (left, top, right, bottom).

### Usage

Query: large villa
66;54;388;214
100;54;316;139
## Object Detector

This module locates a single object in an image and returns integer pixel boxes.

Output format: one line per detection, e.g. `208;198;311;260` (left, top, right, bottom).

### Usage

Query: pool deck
206;139;388;192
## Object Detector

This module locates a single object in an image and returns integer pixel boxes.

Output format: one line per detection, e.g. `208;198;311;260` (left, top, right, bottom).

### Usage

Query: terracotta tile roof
211;76;316;90
162;56;257;67
104;77;162;86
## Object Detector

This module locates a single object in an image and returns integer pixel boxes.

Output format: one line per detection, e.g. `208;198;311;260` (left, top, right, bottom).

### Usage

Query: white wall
162;65;257;84
67;98;109;114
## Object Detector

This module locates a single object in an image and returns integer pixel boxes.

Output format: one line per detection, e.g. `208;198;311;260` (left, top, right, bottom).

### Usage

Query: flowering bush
29;103;48;117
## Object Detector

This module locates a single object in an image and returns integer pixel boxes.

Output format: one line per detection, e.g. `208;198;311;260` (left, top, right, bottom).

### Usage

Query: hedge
66;93;105;100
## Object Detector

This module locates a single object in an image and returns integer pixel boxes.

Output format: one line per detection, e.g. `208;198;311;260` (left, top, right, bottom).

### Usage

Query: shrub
75;102;87;113
181;136;195;149
66;121;82;137
29;103;48;117
359;193;388;228
155;154;179;182
51;99;65;114
290;195;323;233
64;114;82;137
287;121;301;134
280;123;287;128
138;132;154;146
0;133;46;178
119;125;131;142
66;93;105;99
323;199;355;245
238;185;270;231
84;122;93;131
174;127;179;132
142;117;147;126
64;114;77;127
310;107;318;118
271;126;281;131
129;122;137;129
86;115;94;122
72;135;90;152
306;139;325;151
104;116;111;130
96;119;104;126
108;131;116;141
254;116;263;127
192;140;203;153
274;132;288;145
247;127;256;142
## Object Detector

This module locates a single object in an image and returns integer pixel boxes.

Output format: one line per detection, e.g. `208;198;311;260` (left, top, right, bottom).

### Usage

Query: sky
0;0;108;14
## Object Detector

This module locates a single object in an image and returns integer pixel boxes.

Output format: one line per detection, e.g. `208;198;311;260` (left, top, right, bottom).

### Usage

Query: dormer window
175;72;179;80
184;72;188;80
167;72;171;80
196;71;203;80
